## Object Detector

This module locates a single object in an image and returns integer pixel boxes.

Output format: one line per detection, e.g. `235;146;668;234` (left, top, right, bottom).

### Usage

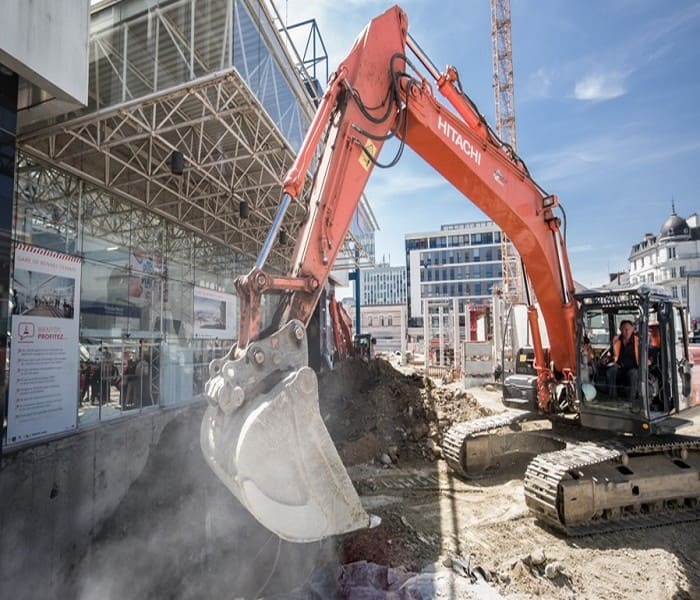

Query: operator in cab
647;321;664;411
606;319;640;403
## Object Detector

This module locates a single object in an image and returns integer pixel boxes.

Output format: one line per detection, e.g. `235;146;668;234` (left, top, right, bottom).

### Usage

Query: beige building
343;300;403;353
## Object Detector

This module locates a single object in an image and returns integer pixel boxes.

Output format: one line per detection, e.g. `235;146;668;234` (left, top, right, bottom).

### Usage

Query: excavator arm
201;4;578;542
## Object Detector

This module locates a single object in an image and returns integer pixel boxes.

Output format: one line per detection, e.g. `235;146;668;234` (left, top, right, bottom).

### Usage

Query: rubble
529;548;547;566
317;357;490;467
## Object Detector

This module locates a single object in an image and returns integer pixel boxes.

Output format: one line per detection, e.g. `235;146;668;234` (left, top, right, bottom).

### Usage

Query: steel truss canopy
18;0;377;274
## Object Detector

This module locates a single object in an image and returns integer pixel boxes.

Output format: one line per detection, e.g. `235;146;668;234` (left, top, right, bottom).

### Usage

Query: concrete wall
0;0;89;105
462;341;493;376
0;403;332;598
0;405;173;597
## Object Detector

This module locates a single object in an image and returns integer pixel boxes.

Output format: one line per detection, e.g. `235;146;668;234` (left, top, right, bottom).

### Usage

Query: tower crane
490;0;524;304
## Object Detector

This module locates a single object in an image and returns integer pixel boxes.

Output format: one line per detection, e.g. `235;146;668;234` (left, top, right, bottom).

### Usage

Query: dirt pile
317;357;491;466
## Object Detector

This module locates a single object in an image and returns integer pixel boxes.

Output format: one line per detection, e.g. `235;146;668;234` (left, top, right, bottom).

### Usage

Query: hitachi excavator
201;5;700;542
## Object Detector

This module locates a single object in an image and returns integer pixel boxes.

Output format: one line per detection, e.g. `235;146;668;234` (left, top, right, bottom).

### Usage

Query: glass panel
159;339;194;406
80;187;132;267
193;0;229;73
92;28;126;107
133;340;157;408
78;341;122;424
156;3;191;90
118;341;141;412
127;272;161;336
234;0;307;150
80;261;133;337
165;222;194;283
192;338;231;396
124;20;155;100
161;278;193;340
194;238;239;293
14;164;80;253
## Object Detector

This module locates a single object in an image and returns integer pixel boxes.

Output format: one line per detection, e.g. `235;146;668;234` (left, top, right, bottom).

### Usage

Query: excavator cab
575;285;694;434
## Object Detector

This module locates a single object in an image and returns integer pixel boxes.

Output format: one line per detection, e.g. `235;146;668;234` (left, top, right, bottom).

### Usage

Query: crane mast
490;0;523;304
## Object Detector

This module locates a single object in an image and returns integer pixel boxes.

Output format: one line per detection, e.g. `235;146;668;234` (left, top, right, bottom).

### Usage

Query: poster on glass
7;245;82;445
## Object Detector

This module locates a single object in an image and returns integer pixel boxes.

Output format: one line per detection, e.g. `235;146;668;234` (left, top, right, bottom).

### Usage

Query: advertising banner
7;245;82;445
193;287;237;339
80;251;161;321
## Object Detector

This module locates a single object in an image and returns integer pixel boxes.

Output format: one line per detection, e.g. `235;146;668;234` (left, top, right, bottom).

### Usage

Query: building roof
659;211;691;242
16;0;376;274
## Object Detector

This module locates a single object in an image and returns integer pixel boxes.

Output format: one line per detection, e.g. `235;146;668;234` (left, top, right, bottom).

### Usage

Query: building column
452;297;459;371
438;305;444;367
399;304;406;365
0;69;18;451
423;299;429;362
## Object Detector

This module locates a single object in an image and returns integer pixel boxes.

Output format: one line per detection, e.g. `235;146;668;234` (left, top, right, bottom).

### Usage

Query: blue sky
280;0;700;288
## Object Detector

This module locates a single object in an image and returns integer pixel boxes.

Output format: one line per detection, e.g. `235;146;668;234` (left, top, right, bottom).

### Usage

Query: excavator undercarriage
444;411;700;535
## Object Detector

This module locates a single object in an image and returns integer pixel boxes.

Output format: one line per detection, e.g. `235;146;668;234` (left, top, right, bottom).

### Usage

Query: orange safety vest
613;334;639;366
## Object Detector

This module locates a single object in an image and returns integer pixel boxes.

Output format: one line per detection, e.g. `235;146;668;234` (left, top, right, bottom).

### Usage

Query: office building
0;1;376;592
405;220;506;332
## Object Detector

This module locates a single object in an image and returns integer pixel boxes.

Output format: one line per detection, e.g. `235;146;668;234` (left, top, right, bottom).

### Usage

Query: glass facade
1;0;378;447
405;221;506;327
360;264;406;305
84;0;312;152
9;154;243;430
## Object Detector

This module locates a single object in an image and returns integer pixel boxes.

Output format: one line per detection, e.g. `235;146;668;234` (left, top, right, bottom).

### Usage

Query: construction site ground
68;355;700;599
315;355;700;600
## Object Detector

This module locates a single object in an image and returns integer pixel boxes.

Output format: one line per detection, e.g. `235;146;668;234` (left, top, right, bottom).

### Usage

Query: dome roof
659;211;690;241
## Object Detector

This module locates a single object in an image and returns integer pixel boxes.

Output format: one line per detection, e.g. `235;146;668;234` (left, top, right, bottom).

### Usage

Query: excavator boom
201;5;581;542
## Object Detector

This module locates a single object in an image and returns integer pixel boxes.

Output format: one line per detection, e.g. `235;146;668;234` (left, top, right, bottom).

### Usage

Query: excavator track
524;435;700;536
443;410;547;477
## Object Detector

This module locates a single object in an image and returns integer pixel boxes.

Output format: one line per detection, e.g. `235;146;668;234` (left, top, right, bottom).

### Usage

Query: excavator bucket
200;320;378;542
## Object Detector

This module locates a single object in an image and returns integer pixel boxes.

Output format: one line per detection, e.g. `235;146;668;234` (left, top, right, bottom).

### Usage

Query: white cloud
567;244;595;254
528;129;700;185
366;169;447;207
573;72;627;101
520;67;552;102
528;147;608;183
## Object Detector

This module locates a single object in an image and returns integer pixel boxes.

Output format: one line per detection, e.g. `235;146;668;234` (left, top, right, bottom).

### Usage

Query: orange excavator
201;5;700;542
327;293;355;361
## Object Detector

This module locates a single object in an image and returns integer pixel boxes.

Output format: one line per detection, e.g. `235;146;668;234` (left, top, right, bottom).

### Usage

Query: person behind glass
79;361;89;403
606;320;639;401
122;353;138;409
87;360;100;405
647;321;661;365
99;348;114;405
580;334;595;383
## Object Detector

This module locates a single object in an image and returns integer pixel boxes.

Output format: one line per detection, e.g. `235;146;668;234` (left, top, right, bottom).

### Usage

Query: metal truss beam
19;69;306;273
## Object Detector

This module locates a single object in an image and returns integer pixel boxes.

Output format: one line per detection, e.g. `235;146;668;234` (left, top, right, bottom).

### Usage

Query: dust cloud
66;408;336;599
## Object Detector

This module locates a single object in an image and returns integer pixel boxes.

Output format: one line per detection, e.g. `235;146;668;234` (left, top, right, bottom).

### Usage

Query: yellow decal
359;140;376;170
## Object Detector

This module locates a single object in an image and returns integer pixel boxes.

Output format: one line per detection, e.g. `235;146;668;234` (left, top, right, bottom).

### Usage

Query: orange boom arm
239;4;576;406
